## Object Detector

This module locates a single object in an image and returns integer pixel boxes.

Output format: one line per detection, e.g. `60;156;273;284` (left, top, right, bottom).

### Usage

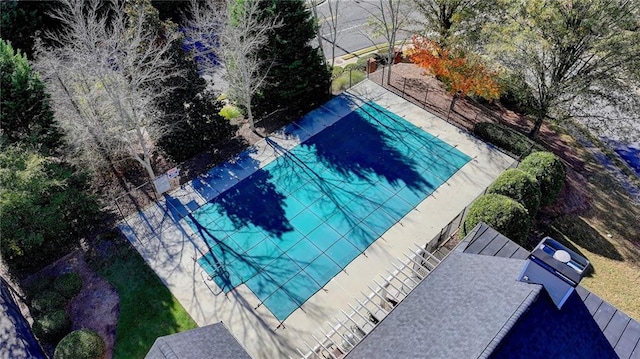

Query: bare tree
187;0;279;132
309;0;341;68
34;0;182;185
363;0;412;84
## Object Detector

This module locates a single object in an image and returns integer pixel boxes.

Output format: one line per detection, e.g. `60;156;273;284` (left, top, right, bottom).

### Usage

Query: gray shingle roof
145;322;251;359
346;222;640;359
0;277;46;359
345;251;542;359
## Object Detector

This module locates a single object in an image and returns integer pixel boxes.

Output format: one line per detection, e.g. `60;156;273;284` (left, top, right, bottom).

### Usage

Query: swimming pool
188;100;471;321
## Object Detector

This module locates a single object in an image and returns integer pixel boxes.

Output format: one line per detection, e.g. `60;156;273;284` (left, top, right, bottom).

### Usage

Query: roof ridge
477;287;541;359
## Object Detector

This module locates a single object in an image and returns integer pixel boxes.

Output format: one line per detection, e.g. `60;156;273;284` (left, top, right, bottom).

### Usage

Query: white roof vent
518;237;590;309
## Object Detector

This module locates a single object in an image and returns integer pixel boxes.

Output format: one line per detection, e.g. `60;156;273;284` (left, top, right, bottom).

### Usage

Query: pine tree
255;0;331;120
0;39;62;153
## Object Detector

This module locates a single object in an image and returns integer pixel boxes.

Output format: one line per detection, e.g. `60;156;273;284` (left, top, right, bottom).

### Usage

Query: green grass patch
533;128;640;320
92;241;197;359
331;70;366;93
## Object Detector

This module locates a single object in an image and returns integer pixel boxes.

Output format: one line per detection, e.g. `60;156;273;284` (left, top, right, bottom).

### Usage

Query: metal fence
424;159;520;252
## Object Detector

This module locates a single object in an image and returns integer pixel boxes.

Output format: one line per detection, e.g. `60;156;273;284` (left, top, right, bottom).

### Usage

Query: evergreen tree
0;146;99;272
255;0;331;120
0;39;61;153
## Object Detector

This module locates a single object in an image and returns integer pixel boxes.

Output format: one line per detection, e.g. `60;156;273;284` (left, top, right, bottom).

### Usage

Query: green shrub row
31;290;66;315
519;152;566;206
55;329;106;359
487;168;541;217
473;122;544;158
462;151;565;246
32;310;72;344
331;70;366;93
462;194;531;245
54;272;83;299
29;272;84;345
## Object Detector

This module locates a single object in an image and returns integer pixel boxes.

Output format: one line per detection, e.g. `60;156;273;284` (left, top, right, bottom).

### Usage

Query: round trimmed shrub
54;329;106;359
54;272;83;299
31;290;66;315
32;310;72;344
487;168;541;217
26;276;54;300
462;194;531;245
519;151;566;206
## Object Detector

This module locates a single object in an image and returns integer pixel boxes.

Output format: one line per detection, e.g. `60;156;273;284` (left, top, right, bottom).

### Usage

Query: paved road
314;0;399;61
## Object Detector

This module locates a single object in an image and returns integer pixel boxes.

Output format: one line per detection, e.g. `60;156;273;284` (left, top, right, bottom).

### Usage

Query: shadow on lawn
542;215;623;276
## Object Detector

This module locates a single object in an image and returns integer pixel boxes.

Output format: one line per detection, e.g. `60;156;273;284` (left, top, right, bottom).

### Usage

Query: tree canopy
412;0;498;48
486;0;640;138
407;36;500;100
34;0;183;183
0;146;99;272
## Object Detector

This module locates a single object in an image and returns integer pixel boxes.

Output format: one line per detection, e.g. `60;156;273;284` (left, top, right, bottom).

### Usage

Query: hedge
32;310;72;344
26;276;54;300
31;290;66;315
474;122;544;157
462;194;531;245
54;272;83;299
54;329;106;359
487;168;541;217
518;151;566;206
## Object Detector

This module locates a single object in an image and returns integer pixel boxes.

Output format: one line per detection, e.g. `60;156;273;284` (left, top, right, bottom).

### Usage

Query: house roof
0;277;46;359
345;251;542;359
346;223;640;359
145;322;251;359
462;223;640;359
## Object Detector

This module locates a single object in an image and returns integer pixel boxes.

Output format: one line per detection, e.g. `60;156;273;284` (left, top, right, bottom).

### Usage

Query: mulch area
24;250;118;359
368;63;592;218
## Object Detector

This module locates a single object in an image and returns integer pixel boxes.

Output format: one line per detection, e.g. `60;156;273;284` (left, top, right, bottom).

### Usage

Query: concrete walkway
119;80;516;358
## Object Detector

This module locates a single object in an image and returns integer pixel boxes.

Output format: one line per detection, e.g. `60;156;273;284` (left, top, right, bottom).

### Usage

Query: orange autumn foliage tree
407;36;501;101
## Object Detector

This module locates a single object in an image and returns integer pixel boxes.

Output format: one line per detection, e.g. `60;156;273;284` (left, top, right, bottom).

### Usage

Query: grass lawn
92;239;197;359
540;132;640;320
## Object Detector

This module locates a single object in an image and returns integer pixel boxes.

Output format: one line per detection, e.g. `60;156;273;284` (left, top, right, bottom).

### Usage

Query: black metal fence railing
424;160;519;251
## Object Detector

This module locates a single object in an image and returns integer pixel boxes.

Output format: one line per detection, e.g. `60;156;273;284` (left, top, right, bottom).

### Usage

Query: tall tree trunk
528;115;544;138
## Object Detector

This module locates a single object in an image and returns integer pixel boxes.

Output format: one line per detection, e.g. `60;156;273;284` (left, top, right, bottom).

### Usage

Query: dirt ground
25;251;118;359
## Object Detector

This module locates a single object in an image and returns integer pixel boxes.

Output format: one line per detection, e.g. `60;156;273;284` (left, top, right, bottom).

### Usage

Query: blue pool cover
189;100;471;321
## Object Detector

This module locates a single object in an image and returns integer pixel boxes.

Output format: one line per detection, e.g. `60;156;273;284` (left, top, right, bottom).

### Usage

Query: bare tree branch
187;0;280;131
34;0;183;186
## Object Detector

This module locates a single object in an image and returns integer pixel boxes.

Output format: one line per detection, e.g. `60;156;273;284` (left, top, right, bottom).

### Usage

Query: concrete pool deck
120;80;516;358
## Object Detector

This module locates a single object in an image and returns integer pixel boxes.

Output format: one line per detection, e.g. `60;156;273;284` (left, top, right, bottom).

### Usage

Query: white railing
296;244;443;359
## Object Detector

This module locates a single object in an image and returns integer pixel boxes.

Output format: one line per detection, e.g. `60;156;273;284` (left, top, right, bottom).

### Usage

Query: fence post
402;77;407;97
382;65;386;86
349;68;352;88
423;88;429;108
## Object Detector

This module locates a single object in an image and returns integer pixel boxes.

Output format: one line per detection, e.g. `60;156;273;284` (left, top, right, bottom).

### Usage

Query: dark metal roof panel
0;277;46;359
614;319;640;358
594;301;618;331
583;291;604;315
